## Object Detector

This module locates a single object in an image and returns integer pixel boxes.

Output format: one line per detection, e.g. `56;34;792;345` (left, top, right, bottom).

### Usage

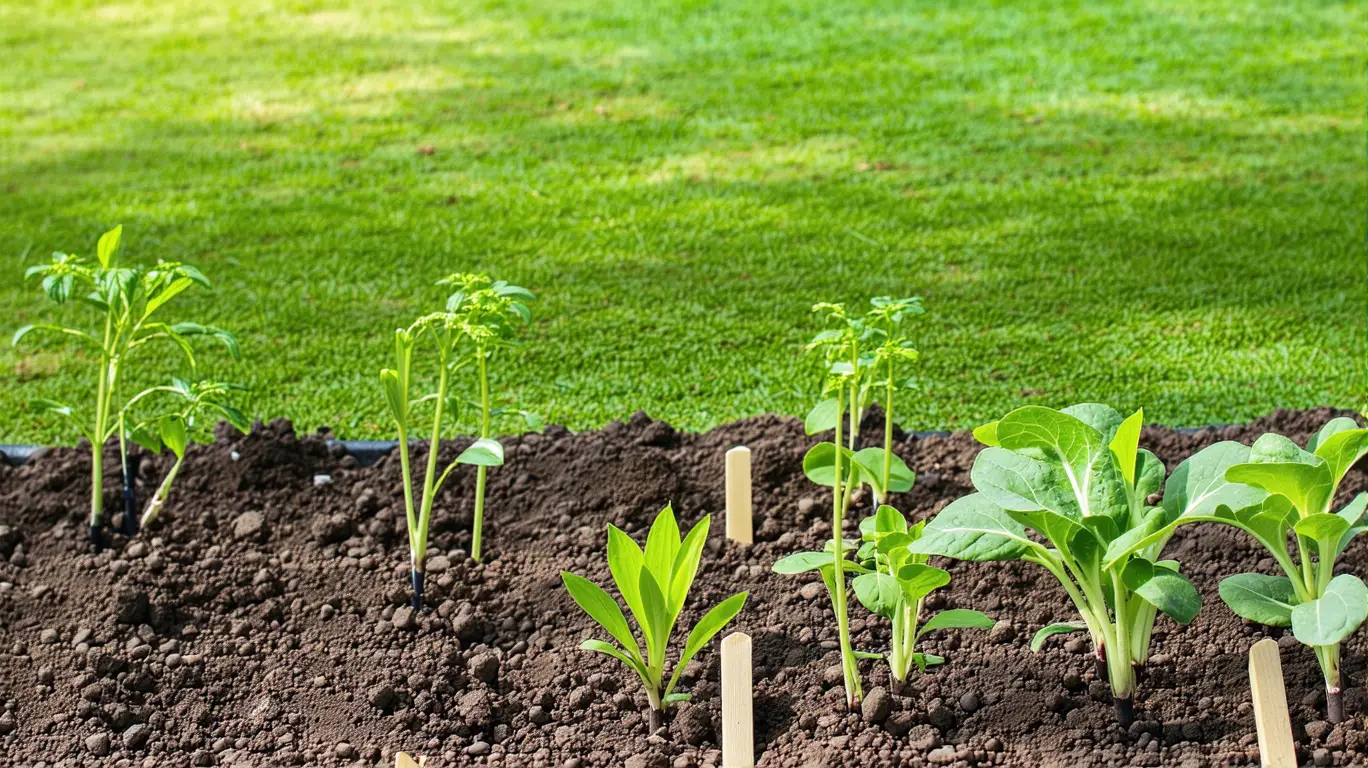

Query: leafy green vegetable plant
851;505;994;686
562;504;748;731
128;379;250;528
380;274;533;608
910;404;1246;724
14;225;240;548
1104;417;1368;722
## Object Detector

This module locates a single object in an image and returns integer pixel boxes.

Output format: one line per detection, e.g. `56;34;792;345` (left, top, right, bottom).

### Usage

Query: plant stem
139;456;183;527
830;385;862;709
881;376;894;504
412;356;449;610
472;349;491;562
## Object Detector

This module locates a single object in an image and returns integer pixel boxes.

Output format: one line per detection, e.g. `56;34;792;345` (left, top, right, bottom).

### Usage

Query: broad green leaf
1124;561;1201;625
895;563;950;602
1313;428;1368;486
805;398;840;435
772;551;833;574
562;572;642;662
876;532;913;555
853;448;916;495
1227;460;1333;516
1062;403;1125;443
996;406;1106;492
638;569;673;666
1217;573;1297;627
1135;450;1165;499
1008;508;1082;550
668;516;709;615
971;447;1079;519
455;438;504;466
908;494;1034;562
159;416;189;459
666;592;747;696
1109;409;1144;486
1293;513;1350;543
875;505;908;534
1291;574;1368;646
1029;621;1088;652
853;572;901;619
973;421;999;446
1339;493;1368;527
1102;507;1168;569
644;505;682;595
803;443;861;488
128;422;163;454
917;609;995;637
97;224;122;267
1164;441;1263;522
1308;418;1360;452
1250;433;1319;465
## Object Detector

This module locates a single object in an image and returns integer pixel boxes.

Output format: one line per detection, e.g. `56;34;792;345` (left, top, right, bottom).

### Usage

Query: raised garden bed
1;407;1365;767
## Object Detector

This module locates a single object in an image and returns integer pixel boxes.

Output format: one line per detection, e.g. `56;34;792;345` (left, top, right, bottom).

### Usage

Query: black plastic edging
0;425;1227;469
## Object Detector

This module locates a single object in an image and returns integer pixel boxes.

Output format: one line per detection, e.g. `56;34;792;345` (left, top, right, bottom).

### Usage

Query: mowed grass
1;0;1363;443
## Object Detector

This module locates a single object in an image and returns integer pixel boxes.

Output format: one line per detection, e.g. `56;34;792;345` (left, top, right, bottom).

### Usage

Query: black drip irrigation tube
0;425;1229;469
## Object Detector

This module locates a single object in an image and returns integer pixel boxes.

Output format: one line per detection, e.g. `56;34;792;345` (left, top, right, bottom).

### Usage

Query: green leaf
644;504;682;598
1135;449;1165;499
1293;513;1350;543
666;592;747;697
853;447;916;495
1124;560;1201;625
1313;428;1368;486
996;406;1106;491
971;447;1079;520
1227;460;1334;516
895;563;950;602
907;494;1034;562
1218;574;1298;627
1164;441;1265;522
972;421;999;446
562;572;642;663
1029;621;1089;652
874;505;908;534
455;438;504;466
581;639;647;674
668;515;709;616
910;653;945;672
772;551;833;574
1291;574;1368;646
805;398;839;435
1308;418;1361;452
802;442;860;488
97;224;122;267
917;608;995;637
159;416;189;459
143;276;194;320
638;568;673;667
1102;507;1167;569
853;572;902;619
1109;409;1144;486
380;369;406;422
128;422;163;454
607;525;651;648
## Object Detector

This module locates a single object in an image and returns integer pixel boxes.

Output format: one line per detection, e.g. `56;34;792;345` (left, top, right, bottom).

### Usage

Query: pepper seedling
852;505;993;687
563;504;747;732
127;378;250;528
14;225;240;548
380;274;533;609
1104;417;1368;722
910;404;1251;725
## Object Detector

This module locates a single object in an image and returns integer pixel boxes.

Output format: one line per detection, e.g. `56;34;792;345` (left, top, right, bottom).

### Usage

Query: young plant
14;225;240;548
852;505;993;687
562;505;748;731
1105;417;1368;722
864;297;924;504
910;404;1249;725
127;379;250;528
380;274;533;609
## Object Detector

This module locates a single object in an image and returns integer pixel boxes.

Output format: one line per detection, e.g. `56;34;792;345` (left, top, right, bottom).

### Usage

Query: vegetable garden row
5;226;1367;766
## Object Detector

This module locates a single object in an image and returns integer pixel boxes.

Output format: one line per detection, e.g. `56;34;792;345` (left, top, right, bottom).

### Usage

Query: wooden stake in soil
1248;638;1296;768
721;631;754;768
395;753;427;768
725;446;753;545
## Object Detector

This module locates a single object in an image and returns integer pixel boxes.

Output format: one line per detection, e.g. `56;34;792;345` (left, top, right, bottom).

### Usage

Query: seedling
852;505;993;686
910;404;1250;725
863;297;924;504
562;504;748;731
14;225;240;548
380;274;533;609
128;379;250;527
1104;417;1368;722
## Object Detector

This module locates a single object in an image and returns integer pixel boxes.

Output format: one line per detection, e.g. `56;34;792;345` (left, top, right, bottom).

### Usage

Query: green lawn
2;0;1363;443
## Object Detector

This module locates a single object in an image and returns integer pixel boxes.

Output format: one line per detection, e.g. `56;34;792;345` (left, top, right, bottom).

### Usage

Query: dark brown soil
1;407;1366;767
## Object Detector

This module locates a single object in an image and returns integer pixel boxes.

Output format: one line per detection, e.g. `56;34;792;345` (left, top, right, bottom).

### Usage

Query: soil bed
1;407;1366;767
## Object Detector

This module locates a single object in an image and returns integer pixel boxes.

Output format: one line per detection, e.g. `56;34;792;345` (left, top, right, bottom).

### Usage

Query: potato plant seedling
910;404;1256;725
1104;416;1368;722
380;274;534;609
563;504;747;731
13;225;241;548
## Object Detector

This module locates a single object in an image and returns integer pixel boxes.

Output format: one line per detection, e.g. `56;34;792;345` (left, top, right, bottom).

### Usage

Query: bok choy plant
1104;417;1368;722
380;274;533;609
128;379;250;528
853;505;993;687
563;505;747;732
13;225;240;548
909;404;1247;725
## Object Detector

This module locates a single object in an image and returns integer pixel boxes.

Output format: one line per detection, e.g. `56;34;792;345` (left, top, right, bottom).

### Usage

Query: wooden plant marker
1248;638;1296;768
721;632;754;768
395;753;427;768
726;446;753;545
